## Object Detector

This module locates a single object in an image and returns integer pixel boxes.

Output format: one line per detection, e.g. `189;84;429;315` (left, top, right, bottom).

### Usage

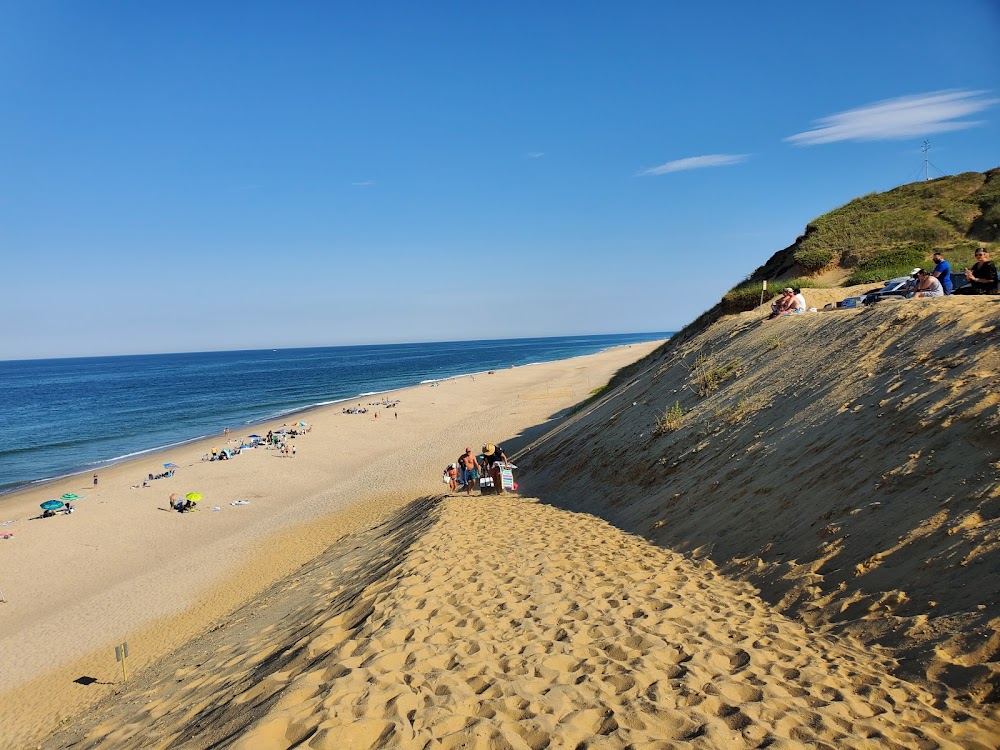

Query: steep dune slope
518;297;1000;701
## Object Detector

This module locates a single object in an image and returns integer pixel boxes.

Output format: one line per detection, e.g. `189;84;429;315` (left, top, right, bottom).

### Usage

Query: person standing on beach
459;448;479;496
93;474;98;486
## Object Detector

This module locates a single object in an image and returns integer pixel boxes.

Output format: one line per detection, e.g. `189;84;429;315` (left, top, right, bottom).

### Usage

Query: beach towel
500;467;515;491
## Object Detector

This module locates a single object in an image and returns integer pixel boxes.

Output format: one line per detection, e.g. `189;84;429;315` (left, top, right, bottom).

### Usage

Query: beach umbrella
295;422;308;427
247;434;261;439
60;493;81;501
163;463;178;469
184;492;203;502
41;500;64;511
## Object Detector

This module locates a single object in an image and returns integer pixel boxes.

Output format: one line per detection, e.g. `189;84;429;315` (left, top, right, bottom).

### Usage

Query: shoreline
0;341;665;498
0;341;664;748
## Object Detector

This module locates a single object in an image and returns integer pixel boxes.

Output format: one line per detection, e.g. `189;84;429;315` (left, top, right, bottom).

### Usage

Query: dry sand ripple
48;496;998;749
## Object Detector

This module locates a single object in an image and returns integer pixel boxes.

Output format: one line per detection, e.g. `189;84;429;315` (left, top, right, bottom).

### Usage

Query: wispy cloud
637;153;749;176
785;89;998;146
526;152;544;158
351;180;376;187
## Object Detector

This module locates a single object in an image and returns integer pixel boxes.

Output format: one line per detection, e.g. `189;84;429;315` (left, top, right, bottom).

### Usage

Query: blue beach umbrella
163;463;178;469
247;434;261;439
61;493;81;501
41;500;64;511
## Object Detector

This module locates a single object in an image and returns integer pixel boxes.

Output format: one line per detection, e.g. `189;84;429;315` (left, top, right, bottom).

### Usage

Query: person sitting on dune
766;288;794;320
791;287;807;313
913;269;944;297
953;248;998;295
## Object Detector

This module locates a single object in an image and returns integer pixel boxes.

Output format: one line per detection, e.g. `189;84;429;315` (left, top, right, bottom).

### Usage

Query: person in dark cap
481;444;509;495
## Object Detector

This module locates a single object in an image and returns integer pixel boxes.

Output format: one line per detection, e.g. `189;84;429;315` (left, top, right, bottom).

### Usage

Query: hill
517;295;1000;703
717;167;1000;316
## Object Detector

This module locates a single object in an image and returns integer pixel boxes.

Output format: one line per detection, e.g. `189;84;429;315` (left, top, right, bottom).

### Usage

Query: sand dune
520;296;1000;704
44;496;999;749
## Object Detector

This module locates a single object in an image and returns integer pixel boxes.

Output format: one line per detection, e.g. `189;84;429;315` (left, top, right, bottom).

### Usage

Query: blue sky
2;1;999;359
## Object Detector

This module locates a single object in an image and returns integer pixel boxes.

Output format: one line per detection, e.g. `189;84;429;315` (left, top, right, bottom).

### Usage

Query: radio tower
922;140;930;181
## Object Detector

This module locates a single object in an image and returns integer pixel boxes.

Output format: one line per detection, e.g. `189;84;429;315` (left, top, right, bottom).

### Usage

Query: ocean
0;333;669;494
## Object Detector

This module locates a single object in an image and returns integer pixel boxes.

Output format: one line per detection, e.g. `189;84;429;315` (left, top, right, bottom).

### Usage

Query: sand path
49;496;999;749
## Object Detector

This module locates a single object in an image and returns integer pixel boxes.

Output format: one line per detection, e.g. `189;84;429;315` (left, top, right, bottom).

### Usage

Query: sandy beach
4;313;1000;748
0;342;661;748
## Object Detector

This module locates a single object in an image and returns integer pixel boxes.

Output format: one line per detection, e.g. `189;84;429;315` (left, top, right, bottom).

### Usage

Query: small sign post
760;279;767;308
115;642;130;683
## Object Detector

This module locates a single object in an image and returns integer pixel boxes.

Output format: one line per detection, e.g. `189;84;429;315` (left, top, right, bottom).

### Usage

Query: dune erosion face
42;497;1000;750
520;298;1000;702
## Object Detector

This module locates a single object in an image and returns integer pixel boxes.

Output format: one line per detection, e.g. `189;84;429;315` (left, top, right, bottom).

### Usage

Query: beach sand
0;342;661;749
39;495;1000;749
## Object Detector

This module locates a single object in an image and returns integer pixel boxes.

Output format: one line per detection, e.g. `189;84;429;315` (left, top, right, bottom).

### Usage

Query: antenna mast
922;140;930;181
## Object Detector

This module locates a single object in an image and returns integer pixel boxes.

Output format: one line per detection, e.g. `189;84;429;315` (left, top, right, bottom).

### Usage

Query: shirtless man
459;447;479;496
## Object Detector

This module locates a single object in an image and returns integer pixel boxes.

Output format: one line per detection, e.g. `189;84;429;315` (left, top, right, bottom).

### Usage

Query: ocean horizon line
0;331;673;364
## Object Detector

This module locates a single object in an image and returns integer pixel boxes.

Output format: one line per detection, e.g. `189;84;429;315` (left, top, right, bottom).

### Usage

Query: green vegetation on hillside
721;167;1000;314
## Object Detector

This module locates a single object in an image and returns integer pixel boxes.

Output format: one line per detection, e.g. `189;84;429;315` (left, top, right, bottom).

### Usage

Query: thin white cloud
527;152;544;158
351;180;376;187
785;89;998;146
637;153;749;176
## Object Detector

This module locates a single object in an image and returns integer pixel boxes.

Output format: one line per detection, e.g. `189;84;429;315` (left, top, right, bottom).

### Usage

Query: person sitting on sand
953;248;998;295
791;287;807;313
931;252;953;294
913;269;944;297
169;493;182;511
767;288;794;320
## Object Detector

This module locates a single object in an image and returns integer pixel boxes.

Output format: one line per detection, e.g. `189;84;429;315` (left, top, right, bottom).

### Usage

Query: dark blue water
0;333;668;493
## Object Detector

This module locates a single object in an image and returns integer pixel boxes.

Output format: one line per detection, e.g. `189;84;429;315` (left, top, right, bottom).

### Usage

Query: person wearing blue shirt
931;252;953;294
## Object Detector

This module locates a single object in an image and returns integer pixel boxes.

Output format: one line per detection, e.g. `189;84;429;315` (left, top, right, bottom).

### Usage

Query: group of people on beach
444;444;514;496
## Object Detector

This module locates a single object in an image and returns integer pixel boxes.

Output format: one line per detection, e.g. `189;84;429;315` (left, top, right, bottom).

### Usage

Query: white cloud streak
637;153;749;176
785;89;998;146
351;180;376;187
527;152;544;158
